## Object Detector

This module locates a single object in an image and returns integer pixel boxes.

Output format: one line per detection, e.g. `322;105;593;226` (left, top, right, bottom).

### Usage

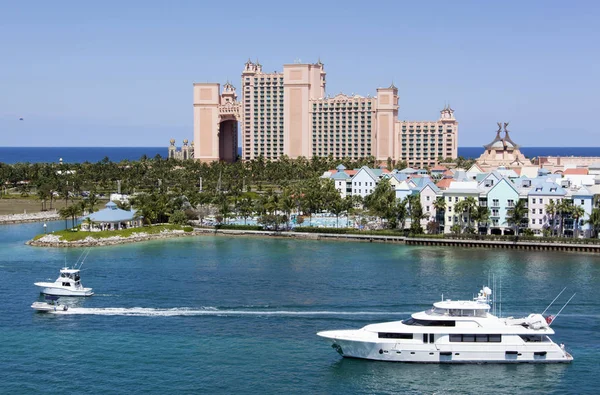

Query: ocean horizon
1;146;600;165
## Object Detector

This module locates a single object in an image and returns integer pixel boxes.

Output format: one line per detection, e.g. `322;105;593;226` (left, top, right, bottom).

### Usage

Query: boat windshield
426;308;487;318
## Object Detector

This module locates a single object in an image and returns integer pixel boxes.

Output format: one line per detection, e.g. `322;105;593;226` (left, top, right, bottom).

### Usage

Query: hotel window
532;198;536;204
532;209;536;214
539;219;543;225
540;199;544;204
581;199;585;205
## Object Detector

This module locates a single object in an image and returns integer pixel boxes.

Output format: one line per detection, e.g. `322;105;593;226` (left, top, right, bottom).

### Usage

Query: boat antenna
548;293;576;326
78;248;91;270
542;287;567;315
499;277;502;318
74;248;87;267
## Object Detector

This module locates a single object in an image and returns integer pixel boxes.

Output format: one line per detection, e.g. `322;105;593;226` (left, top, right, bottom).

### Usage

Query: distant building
168;139;194;160
476;123;531;170
192;59;458;166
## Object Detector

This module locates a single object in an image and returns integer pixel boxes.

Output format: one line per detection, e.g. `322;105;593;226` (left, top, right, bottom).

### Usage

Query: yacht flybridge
34;267;94;297
317;286;573;363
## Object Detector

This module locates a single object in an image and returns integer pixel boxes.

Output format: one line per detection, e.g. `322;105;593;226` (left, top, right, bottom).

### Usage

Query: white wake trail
49;307;410;318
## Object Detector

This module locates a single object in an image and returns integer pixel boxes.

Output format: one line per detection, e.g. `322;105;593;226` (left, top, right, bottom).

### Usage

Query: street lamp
43;223;47;234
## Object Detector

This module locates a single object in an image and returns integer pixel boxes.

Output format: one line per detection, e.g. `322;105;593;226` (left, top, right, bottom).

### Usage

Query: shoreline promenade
25;226;600;253
0;210;59;225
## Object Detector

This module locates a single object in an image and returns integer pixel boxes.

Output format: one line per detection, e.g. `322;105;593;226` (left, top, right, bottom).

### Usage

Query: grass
36;224;191;242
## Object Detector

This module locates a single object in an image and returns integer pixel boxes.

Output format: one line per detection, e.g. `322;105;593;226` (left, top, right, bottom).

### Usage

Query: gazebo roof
86;201;139;223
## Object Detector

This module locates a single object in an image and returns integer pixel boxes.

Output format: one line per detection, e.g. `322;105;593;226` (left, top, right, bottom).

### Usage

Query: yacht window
488;334;502;343
519;335;549;343
449;334;462;342
402;318;455;327
378;332;413;339
462;334;475;342
450;334;502;343
431;307;448;315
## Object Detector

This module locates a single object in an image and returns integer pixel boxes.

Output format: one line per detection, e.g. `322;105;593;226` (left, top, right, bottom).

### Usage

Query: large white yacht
317;287;573;363
35;267;94;297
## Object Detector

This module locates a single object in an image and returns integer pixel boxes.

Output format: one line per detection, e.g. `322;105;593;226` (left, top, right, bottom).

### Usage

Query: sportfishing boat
317;286;574;363
35;267;94;297
31;295;69;312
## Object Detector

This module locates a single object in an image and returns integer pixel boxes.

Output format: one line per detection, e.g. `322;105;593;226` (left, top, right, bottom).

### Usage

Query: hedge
215;224;264;231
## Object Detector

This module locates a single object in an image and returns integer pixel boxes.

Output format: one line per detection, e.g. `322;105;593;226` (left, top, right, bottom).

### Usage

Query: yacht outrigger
317;286;574;363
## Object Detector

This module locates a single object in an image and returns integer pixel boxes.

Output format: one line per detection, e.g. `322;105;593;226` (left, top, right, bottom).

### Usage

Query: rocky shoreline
26;229;198;248
0;210;60;225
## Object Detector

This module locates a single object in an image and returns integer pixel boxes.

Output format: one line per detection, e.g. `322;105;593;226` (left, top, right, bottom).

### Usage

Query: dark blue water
1;147;600;164
0;222;598;393
0;147;168;164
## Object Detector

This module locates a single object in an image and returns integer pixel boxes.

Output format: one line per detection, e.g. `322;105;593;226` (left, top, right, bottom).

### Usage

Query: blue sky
1;0;598;147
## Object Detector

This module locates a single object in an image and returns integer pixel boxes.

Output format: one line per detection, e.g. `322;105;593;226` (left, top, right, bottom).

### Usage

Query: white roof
433;300;490;310
60;268;80;274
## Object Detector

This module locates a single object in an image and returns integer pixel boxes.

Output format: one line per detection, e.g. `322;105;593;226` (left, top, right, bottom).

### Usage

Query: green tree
571;204;585;238
363;178;396;226
506;199;528;236
169;210;188;225
556;199;573;237
473;205;491;235
545;200;557;236
237;196;254;225
585;208;600;238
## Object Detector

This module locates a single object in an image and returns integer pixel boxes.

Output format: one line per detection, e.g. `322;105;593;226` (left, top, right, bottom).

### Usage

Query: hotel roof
563;168;589;175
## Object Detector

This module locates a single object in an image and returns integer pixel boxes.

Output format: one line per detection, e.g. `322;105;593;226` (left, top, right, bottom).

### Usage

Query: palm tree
84;217;93;232
571;204;585;238
280;192;296;229
237;196;254;225
473;206;491;235
545;200;557;236
506;199;528;236
58;207;70;230
556;199;573;237
329;197;349;229
432;196;446;234
585;208;600;238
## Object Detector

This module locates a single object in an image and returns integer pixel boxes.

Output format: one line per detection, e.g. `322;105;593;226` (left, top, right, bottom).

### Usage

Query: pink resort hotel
190;60;458;167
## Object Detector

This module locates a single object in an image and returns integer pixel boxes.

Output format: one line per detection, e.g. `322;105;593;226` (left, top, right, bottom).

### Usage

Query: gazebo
81;201;143;231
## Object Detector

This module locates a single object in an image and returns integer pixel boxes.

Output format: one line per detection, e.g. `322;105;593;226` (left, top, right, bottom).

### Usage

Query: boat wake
48;307;410;318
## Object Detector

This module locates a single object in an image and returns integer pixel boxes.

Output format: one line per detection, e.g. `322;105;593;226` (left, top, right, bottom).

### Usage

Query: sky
1;0;599;147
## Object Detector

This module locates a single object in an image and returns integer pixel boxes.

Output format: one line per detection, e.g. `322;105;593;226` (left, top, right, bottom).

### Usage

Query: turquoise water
0;222;599;394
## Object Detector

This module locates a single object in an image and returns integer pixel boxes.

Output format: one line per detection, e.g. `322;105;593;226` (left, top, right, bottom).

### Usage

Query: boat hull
317;332;573;364
34;283;94;297
31;302;69;312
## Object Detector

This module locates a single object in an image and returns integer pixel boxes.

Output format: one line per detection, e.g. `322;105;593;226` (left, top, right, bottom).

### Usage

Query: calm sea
1;147;600;164
0;222;598;394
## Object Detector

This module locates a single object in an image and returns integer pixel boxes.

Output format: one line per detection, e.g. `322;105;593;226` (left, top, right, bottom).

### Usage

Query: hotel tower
193;60;458;168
